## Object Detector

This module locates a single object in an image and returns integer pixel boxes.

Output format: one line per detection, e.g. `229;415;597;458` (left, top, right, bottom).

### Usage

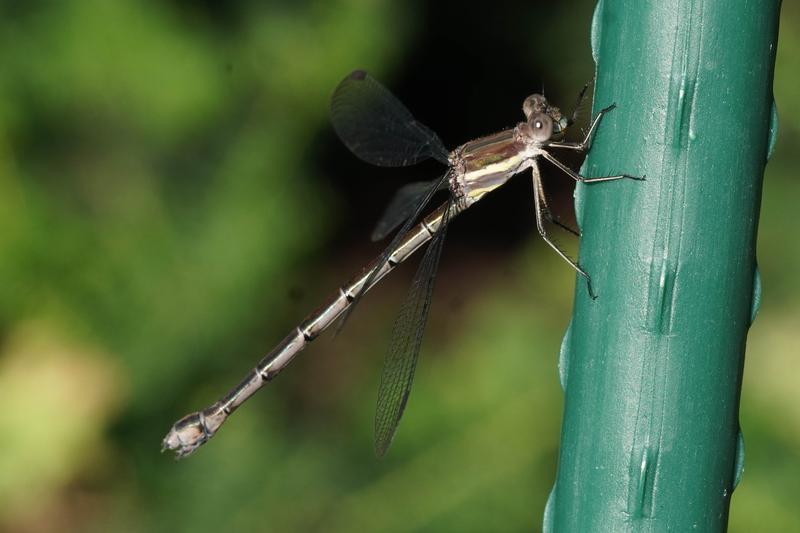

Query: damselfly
163;70;642;459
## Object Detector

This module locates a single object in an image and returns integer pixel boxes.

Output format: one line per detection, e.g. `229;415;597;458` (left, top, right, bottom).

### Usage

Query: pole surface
545;0;781;531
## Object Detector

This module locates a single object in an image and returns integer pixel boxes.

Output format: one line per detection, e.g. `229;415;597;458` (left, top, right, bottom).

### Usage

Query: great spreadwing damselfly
163;70;642;459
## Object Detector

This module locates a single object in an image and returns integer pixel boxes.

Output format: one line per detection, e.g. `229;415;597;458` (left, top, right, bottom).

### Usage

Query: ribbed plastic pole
544;1;781;531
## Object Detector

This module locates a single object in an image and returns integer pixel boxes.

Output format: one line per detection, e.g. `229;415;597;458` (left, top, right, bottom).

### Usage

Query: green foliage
0;1;796;532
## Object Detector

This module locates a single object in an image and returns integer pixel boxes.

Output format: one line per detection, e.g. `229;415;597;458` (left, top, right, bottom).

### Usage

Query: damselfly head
522;94;568;140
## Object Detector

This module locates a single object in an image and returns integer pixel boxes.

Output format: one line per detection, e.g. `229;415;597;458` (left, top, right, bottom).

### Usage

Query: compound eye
530;113;553;141
523;94;548;120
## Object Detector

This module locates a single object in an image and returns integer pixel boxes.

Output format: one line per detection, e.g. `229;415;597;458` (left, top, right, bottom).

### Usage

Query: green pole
544;1;781;531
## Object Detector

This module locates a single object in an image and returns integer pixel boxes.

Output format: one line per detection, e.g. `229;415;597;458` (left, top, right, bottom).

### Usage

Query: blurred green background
0;1;796;532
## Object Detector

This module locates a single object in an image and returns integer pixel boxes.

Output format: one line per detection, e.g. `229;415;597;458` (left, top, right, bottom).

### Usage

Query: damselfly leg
548;103;618;152
531;162;597;299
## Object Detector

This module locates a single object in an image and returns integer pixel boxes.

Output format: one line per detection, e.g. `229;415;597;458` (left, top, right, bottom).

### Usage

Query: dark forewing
371;180;447;242
374;199;453;456
330;70;450;167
